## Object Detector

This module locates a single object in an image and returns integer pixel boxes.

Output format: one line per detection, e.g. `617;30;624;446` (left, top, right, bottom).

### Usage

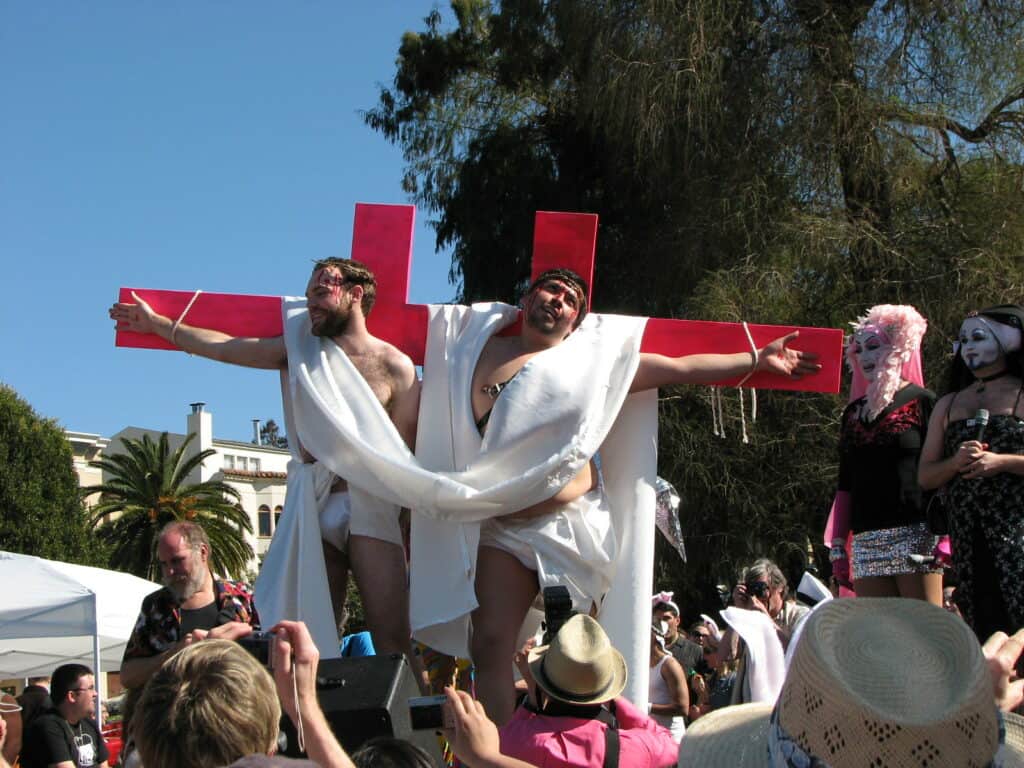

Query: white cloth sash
257;298;657;704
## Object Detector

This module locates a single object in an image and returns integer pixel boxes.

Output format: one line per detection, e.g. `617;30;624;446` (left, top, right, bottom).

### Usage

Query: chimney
186;403;214;484
252;419;262;446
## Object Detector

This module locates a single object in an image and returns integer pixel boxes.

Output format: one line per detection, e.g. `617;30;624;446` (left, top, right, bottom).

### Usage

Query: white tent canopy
0;551;160;700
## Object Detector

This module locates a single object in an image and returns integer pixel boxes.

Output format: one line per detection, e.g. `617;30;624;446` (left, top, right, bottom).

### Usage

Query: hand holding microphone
961;408;1004;480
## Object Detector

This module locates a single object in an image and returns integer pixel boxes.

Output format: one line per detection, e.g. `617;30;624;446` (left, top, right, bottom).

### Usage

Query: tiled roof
221;469;288;480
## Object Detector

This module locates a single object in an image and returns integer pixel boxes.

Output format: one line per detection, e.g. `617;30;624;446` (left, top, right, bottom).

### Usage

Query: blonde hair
136;639;280;768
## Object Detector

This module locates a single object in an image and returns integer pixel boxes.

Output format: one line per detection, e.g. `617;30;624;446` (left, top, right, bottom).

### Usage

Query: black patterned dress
943;408;1024;639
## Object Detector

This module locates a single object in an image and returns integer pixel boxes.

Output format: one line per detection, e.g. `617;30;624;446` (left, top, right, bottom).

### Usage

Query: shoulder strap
944;389;960;431
597;703;619;768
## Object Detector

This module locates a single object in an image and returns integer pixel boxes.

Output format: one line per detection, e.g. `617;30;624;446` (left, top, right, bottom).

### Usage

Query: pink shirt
499;696;679;768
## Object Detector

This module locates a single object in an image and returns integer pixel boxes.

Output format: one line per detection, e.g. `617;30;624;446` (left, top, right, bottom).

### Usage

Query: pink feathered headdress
846;304;927;420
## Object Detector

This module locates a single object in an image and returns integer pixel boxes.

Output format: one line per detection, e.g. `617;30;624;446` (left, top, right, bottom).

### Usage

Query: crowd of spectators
2;555;1023;768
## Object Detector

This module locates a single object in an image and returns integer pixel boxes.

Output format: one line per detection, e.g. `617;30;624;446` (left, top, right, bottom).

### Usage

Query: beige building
69;403;290;576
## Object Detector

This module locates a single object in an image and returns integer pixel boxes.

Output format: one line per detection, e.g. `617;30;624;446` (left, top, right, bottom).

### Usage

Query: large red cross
116;203;842;392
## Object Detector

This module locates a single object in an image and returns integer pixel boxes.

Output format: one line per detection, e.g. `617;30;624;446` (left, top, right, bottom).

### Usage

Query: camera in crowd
745;580;771;600
408;694;454;730
238;631;277;670
541;585;576;645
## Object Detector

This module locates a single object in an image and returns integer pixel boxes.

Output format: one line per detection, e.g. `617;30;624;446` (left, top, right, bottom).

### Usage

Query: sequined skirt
851;522;941;579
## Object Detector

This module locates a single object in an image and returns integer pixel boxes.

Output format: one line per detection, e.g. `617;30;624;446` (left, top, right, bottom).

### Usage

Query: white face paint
959;317;1003;371
851;330;893;382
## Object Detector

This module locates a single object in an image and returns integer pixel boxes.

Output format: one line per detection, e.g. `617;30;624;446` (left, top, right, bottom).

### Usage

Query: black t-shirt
180;600;219;634
20;712;109;768
666;635;702;674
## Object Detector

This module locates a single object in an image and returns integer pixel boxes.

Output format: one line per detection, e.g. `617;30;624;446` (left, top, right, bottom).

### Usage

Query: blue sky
1;2;457;442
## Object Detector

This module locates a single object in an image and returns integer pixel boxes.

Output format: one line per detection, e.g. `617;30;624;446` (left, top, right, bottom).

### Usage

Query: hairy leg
895;572;943;606
471;546;540;726
853;576;900;598
348;535;411;656
321;539;350;632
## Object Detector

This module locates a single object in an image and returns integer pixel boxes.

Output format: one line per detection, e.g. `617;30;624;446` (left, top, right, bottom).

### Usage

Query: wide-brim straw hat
678;598;1024;767
528;614;627;706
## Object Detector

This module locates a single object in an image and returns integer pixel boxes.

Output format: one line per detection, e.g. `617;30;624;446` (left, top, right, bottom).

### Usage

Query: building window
224;455;235;470
258;505;271;537
250;458;261;473
237;456;248;471
274;505;283;528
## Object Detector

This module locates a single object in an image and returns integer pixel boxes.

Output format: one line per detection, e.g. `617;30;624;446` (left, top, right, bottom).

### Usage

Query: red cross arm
115;205;842;393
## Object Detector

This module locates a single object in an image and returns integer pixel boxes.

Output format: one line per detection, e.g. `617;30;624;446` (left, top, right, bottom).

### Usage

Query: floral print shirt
122;579;258;660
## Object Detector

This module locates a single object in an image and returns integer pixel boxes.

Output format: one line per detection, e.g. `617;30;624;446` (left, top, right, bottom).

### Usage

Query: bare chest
347;353;396;411
471;341;537;424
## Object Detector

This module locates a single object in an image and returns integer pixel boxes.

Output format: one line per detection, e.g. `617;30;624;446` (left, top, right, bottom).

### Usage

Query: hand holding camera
268;620;320;714
734;580;772;615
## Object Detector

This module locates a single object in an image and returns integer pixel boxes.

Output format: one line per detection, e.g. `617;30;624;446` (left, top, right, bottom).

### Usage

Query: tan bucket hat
528;614;628;706
678;598;1024;767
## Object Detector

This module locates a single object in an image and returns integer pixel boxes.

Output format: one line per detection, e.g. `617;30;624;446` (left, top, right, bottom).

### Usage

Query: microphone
974;408;990;443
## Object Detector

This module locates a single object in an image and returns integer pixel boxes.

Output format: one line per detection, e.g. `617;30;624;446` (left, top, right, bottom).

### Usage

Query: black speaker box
281;653;441;761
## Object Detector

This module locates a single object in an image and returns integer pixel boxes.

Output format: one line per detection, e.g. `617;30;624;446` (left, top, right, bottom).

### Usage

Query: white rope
170;289;203;348
739;388;749;444
735;320;759;388
293;667;305;753
736;320;759;443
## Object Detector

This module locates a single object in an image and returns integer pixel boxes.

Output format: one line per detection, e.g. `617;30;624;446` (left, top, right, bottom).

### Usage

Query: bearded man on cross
110;257;422;680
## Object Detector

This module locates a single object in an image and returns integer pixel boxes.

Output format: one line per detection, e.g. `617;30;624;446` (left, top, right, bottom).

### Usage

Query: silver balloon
655;476;686;562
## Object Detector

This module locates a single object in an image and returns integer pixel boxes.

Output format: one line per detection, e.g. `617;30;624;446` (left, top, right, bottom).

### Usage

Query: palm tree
85;431;254;581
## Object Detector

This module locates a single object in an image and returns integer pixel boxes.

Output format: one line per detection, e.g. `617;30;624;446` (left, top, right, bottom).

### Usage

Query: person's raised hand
758;331;821;379
270;620;321;719
982;628;1024;712
443;687;502;766
109;291;161;335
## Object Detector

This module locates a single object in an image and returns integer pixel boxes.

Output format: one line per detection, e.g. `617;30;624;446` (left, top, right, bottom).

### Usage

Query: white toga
256;300;659;705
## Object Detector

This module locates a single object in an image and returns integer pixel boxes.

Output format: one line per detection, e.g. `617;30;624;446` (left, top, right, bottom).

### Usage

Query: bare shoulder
931;392;955;419
372;338;417;387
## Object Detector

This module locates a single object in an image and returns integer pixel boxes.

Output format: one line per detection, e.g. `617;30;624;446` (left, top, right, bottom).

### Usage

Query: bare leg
348;534;411;656
471;546;540;726
347;534;430;693
321;539;350;632
853;576;900;598
896;572;943;606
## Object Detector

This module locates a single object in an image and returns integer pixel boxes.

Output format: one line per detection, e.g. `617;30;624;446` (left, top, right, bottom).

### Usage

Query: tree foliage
368;0;1024;620
257;418;288;449
85;432;254;582
0;385;102;564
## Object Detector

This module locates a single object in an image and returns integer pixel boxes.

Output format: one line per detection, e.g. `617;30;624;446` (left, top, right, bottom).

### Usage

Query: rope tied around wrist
170;289;203;351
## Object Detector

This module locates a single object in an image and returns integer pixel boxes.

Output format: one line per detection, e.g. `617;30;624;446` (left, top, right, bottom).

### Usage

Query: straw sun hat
528;614;628;706
678;598;1024;767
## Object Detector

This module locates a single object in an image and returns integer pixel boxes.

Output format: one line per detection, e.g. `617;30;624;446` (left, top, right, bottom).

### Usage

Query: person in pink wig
824;304;943;604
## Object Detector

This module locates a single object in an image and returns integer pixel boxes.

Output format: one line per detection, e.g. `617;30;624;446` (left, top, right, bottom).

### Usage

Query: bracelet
735;321;759;388
170;289;203;348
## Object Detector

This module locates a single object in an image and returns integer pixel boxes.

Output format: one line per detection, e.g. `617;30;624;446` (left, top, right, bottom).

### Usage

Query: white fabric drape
721;606;786;704
256;299;658;705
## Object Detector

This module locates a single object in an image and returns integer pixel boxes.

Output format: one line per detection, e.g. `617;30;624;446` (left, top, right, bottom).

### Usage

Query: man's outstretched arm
110;291;287;370
630;330;820;392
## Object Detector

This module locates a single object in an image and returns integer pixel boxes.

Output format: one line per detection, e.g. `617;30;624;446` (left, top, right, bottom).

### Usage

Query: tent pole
92;593;103;727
